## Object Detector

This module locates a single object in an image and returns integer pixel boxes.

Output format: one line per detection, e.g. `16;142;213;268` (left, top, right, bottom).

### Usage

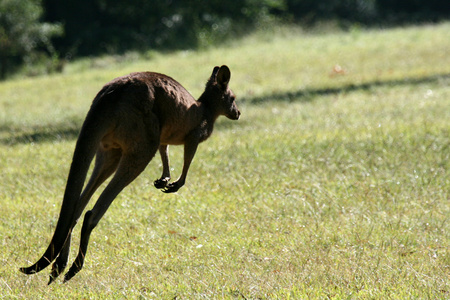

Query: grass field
1;22;449;299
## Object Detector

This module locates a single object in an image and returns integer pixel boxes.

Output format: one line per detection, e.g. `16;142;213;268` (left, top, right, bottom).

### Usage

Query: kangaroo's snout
235;109;241;120
227;107;240;120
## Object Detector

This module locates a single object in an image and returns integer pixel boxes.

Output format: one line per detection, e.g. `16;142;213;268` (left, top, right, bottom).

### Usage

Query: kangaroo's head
205;65;240;120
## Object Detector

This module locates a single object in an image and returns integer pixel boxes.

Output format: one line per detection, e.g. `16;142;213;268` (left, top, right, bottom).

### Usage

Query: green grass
1;23;449;299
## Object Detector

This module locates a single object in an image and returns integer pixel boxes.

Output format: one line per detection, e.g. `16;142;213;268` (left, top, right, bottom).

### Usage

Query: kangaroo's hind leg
63;117;160;282
49;148;122;284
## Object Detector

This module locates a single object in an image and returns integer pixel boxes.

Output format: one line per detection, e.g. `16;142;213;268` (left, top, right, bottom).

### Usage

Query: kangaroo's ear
209;66;220;82
216;65;231;89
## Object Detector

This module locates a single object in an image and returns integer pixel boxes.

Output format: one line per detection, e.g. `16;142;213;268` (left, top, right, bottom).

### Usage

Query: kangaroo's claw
48;274;57;285
154;177;170;189
162;182;182;193
48;268;59;285
63;265;78;283
48;262;66;285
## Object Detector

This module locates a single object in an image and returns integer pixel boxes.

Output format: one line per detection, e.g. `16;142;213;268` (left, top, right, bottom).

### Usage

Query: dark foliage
1;0;449;79
42;0;284;57
41;0;450;58
0;0;62;79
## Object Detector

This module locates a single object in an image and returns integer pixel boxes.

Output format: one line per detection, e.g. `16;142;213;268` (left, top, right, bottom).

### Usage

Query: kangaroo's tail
20;87;115;275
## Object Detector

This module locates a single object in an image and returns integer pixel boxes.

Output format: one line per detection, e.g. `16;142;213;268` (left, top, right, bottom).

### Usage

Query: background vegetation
1;0;450;79
0;21;449;298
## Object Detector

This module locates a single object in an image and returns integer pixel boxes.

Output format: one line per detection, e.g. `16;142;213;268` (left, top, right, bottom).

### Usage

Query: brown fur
20;65;240;284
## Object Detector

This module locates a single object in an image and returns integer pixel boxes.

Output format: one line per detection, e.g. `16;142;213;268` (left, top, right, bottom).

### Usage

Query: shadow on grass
0;125;80;146
2;73;448;146
241;73;450;104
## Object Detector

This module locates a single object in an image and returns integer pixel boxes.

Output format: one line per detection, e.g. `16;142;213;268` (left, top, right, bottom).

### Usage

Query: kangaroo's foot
48;237;71;285
48;259;68;285
154;177;170;189
63;263;80;283
162;181;183;193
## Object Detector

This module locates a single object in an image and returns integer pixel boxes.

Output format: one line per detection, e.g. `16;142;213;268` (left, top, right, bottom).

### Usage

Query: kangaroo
19;65;240;284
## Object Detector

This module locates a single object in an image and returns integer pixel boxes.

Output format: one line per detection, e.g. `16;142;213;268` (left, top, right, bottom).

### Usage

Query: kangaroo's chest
159;116;213;146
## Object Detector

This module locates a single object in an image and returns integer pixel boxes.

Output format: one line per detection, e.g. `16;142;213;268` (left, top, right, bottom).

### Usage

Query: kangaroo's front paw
154;177;170;189
162;182;183;193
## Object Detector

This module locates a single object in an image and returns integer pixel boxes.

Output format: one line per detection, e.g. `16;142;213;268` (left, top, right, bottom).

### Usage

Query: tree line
1;0;449;79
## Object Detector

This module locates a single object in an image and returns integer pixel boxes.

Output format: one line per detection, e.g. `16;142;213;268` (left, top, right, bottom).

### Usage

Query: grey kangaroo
20;65;240;284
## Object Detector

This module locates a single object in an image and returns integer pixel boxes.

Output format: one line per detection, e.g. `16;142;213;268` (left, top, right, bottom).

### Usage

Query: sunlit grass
0;22;449;298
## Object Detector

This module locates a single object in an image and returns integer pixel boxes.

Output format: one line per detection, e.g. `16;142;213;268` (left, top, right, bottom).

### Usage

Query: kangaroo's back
112;72;204;145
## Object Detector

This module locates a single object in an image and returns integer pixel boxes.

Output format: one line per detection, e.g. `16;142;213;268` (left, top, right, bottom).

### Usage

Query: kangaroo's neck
197;97;219;143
